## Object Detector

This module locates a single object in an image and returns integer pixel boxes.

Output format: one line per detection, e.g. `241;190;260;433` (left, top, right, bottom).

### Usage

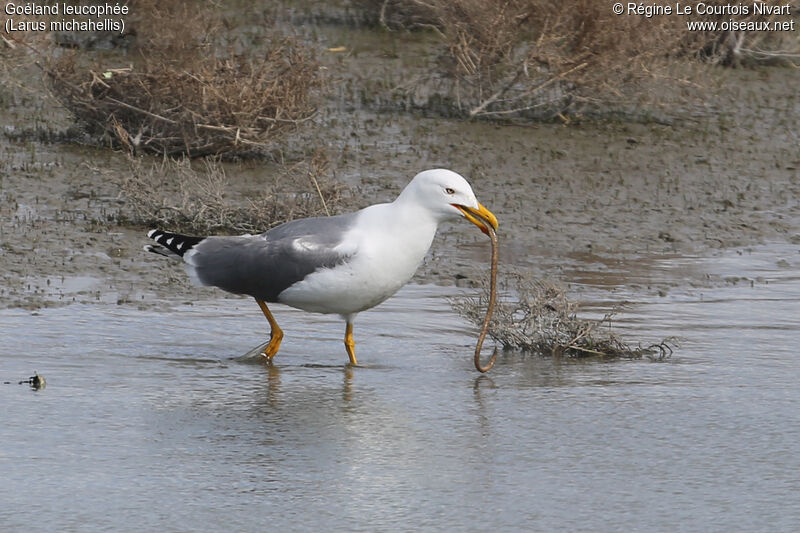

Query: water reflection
261;362;282;408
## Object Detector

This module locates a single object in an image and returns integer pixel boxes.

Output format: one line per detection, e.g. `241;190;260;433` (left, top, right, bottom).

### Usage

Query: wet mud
0;7;798;310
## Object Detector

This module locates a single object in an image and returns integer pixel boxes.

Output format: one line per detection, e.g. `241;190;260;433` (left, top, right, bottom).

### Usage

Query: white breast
277;203;438;317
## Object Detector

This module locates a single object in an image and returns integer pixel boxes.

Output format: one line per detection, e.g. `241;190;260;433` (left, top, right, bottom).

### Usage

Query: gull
146;168;498;366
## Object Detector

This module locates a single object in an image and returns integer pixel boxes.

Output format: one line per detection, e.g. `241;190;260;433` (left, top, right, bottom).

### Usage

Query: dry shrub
121;151;346;235
453;271;676;360
357;0;799;117
45;1;322;157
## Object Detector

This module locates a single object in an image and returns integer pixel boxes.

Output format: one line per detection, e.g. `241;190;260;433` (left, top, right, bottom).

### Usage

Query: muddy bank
1;15;798;309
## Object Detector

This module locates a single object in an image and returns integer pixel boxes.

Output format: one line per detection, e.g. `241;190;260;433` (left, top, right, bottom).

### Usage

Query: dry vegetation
357;0;799;117
44;1;322;157
0;1;344;235
453;272;677;360
121;150;346;235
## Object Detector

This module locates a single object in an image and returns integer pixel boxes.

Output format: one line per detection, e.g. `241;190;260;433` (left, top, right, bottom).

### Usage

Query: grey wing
185;213;358;302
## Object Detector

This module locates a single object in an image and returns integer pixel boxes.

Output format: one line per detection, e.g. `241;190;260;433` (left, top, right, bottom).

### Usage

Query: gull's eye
445;187;455;195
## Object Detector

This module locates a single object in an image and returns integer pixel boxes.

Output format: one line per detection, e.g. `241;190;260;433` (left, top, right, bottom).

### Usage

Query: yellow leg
344;321;358;366
256;299;283;361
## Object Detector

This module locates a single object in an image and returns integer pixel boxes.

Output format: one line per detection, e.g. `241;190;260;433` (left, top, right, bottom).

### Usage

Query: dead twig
119;153;346;235
43;2;322;157
453;270;678;360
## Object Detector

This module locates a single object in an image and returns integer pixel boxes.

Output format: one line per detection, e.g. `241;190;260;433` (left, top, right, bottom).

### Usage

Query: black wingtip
146;230;204;257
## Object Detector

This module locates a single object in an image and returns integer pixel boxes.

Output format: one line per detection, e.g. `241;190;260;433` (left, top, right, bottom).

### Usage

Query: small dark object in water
474;224;498;373
19;373;46;390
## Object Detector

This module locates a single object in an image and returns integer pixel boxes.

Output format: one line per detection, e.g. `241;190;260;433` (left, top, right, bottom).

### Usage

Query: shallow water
2;244;799;532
